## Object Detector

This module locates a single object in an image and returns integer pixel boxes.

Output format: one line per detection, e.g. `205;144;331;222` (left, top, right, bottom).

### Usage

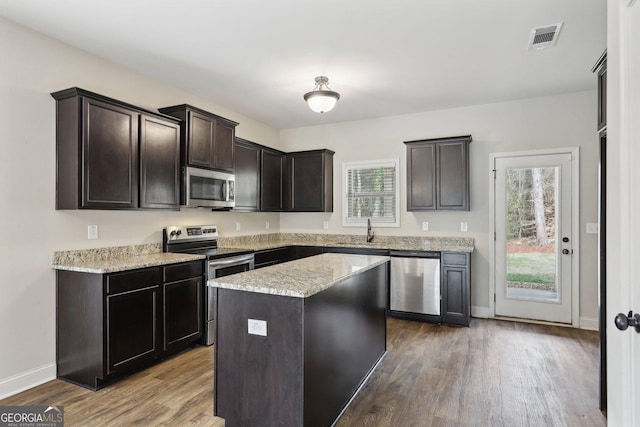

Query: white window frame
342;158;400;227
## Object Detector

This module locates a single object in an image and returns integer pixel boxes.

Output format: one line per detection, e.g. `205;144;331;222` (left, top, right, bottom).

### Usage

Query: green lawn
506;252;556;285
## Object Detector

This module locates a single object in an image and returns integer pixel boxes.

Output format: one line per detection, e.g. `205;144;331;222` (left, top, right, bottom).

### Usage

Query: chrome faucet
366;218;375;243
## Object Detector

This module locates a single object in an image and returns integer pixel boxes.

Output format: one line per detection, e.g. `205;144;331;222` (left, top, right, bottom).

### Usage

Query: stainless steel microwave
182;166;235;208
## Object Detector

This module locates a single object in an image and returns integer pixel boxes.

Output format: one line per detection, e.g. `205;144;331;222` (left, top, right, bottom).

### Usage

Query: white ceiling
0;0;606;130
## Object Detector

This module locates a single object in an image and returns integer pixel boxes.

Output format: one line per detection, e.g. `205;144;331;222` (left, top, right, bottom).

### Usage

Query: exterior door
607;0;640;425
493;151;575;324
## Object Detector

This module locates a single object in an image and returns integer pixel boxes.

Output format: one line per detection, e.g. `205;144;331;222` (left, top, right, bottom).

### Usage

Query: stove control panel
165;225;218;242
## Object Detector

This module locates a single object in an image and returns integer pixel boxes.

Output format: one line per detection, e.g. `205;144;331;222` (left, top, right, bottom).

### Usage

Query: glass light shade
304;90;340;113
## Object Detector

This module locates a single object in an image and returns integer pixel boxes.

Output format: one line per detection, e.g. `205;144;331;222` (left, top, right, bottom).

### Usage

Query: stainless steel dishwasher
389;250;441;319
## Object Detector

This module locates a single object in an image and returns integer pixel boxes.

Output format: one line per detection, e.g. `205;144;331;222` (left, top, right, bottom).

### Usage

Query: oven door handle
209;254;254;266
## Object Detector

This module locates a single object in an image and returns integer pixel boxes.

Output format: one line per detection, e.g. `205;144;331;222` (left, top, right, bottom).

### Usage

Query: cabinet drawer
107;267;161;295
163;261;204;283
442;252;468;266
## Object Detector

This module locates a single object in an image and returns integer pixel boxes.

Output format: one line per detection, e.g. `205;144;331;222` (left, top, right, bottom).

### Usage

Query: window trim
342;158;400;228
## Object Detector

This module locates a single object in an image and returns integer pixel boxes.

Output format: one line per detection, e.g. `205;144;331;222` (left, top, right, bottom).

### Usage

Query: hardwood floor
338;318;606;427
1;318;605;426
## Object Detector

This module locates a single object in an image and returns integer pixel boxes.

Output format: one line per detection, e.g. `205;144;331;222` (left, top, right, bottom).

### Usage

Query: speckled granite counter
218;233;474;253
51;244;205;273
209;253;388;298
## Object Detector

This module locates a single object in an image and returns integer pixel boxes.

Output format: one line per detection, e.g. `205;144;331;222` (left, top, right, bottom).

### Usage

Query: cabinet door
261;149;284;211
407;143;436;211
234;140;261;210
163;277;203;352
441;252;470;326
437;141;469;210
139;115;180;209
106;285;160;375
187;111;215;168
82;98;138;209
214;121;235;172
288;151;333;212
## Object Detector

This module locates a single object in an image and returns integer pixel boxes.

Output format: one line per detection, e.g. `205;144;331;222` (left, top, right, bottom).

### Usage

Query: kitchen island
209;253;389;427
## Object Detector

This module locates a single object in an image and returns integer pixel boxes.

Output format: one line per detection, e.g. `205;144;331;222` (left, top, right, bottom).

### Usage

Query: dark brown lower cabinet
254;247;293;268
441;252;471;326
163;261;204;352
293;246;324;260
107;284;160;375
57;260;204;390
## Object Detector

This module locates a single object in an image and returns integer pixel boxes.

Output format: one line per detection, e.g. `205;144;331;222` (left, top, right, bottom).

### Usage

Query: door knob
562;249;570;255
615;311;640;333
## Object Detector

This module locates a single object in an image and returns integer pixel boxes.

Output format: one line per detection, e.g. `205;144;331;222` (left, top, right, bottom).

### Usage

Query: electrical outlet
586;223;599;234
422;221;429;231
88;225;98;240
236;221;241;231
460;222;468;232
248;319;267;336
323;221;329;229
265;221;270;230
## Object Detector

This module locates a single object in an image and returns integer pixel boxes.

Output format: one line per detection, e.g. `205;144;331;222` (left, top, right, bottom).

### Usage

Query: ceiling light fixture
303;76;340;113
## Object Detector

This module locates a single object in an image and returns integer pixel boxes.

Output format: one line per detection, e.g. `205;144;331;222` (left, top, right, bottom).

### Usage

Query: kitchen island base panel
304;264;387;427
214;262;388;427
215;290;304;427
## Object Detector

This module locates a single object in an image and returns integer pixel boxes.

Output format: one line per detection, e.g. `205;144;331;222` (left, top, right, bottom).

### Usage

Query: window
343;159;400;227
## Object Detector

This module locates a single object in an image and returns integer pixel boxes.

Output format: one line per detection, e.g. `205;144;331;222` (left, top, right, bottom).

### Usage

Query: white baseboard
0;363;56;400
471;306;490;318
579;316;599;331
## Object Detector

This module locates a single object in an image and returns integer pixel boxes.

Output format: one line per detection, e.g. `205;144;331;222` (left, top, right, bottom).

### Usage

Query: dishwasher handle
390;250;440;258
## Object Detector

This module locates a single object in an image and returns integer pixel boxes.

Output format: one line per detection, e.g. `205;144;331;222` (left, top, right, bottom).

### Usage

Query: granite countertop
217;234;474;253
51;233;472;275
209;253;389;298
51;244;205;274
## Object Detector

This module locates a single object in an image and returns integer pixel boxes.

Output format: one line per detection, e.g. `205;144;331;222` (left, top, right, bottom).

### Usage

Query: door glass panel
505;166;559;303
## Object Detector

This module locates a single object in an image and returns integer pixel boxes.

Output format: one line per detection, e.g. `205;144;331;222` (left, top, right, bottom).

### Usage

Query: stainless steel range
163;225;254;345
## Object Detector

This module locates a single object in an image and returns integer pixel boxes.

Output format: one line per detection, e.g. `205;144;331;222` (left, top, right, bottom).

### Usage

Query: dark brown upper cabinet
286;149;334;212
405;135;471;211
52;88;180;210
233;139;334;213
592;51;607;133
234;138;261;211
158;104;238;173
261;147;286;212
139;115;180;209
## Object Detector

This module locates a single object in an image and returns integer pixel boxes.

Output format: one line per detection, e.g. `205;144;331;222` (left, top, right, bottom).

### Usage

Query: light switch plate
265;221;270;230
248;319;267;336
88;225;98;240
586;223;599;234
323;221;329;230
235;221;241;231
461;222;468;232
422;221;429;231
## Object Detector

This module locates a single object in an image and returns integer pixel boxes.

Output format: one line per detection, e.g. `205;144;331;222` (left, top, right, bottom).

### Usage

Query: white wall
0;17;281;397
279;91;600;325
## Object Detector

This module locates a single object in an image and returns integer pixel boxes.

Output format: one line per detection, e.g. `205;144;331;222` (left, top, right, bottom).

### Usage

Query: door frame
489;147;580;327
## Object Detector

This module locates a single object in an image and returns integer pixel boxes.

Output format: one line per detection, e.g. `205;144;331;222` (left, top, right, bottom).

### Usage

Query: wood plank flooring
1;318;606;426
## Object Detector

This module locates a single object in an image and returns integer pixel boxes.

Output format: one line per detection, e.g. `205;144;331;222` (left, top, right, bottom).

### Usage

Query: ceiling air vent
528;22;563;51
